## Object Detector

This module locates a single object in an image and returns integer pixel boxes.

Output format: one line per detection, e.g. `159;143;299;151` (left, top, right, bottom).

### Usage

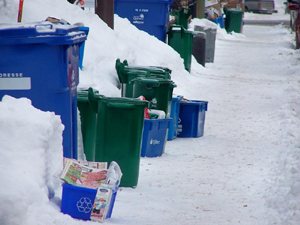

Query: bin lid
87;88;150;112
127;70;171;80
0;22;87;45
168;25;193;37
116;58;172;83
78;26;90;35
77;88;99;101
180;100;208;110
130;77;176;88
194;25;217;32
172;95;184;101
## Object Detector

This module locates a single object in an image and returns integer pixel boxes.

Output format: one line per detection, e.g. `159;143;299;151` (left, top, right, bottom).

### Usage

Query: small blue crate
141;118;172;157
177;100;208;138
167;95;183;140
61;184;117;220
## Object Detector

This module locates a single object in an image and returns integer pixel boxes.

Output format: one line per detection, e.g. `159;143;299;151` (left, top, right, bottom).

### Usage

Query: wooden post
95;0;114;29
196;0;205;18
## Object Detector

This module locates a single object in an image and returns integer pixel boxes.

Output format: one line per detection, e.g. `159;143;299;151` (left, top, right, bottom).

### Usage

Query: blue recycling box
177;100;208;138
141;118;172;157
61;184;118;220
114;0;172;42
0;22;87;159
167;95;183;140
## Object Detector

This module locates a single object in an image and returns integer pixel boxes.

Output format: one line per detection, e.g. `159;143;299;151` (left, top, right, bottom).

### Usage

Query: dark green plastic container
88;88;149;188
176;7;192;29
77;89;98;161
168;25;193;72
122;70;171;98
116;59;172;97
224;8;243;33
116;59;171;83
130;77;176;118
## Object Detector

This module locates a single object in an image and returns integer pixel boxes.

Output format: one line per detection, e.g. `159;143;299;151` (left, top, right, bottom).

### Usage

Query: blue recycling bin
61;184;118;220
114;0;172;42
167;95;183;140
0;22;87;159
78;26;89;69
141;118;172;157
210;14;224;28
177;100;208;138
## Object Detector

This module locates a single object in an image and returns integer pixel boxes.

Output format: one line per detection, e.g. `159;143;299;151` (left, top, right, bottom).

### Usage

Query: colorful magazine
90;184;112;223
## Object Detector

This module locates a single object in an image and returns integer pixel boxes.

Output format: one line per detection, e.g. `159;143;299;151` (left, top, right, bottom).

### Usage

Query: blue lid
180;100;208;106
172;95;184;101
78;26;90;36
0;22;87;45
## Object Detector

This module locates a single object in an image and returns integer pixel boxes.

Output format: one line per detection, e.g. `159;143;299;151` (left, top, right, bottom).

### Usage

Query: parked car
288;0;300;48
244;0;275;14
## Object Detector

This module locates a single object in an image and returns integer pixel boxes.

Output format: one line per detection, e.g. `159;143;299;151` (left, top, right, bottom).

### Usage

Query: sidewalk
111;10;300;225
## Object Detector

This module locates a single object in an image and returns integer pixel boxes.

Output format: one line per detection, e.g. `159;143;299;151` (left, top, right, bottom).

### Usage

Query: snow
0;0;300;225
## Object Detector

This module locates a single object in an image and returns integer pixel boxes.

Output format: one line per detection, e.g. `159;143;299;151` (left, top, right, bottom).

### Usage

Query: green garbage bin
116;59;172;97
130;77;176;117
175;7;192;29
224;8;243;33
168;25;193;72
116;59;172;79
88;88;149;188
122;70;172;98
77;89;99;161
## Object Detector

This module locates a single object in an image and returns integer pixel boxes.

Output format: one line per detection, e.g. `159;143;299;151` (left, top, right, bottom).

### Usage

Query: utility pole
95;0;114;29
196;0;205;18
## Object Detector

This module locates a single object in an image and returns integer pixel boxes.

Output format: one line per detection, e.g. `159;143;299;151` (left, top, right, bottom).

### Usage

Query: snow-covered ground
1;0;300;224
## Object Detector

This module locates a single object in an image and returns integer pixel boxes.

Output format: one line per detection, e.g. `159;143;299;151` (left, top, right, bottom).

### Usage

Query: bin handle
145;70;169;79
35;23;54;33
88;87;101;113
107;102;135;109
132;78;160;87
168;25;185;38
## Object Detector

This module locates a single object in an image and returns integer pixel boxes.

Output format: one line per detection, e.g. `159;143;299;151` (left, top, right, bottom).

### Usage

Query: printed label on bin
133;8;149;25
150;139;160;145
0;77;31;90
133;13;145;24
76;197;93;214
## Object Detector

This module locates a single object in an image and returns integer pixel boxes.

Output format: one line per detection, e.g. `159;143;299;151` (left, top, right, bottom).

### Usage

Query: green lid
88;87;150;112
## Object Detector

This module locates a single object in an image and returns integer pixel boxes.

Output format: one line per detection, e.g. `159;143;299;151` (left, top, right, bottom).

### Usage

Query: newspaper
63;157;107;169
60;159;108;189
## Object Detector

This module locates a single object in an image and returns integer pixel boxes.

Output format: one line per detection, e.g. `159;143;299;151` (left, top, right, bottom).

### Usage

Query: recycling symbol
76;197;93;213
